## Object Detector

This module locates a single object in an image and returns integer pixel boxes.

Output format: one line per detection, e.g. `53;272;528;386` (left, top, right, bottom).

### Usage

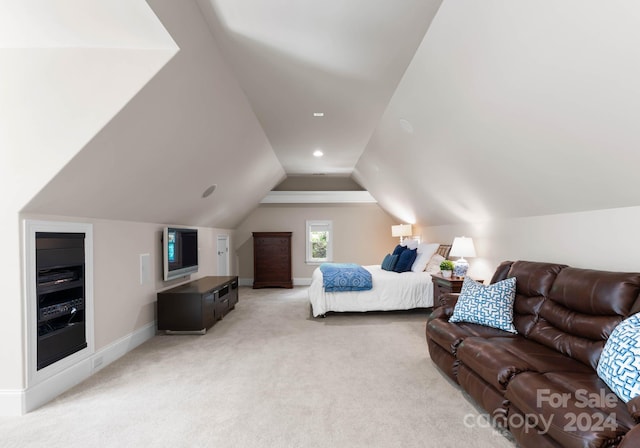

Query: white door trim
216;234;230;276
23;220;95;388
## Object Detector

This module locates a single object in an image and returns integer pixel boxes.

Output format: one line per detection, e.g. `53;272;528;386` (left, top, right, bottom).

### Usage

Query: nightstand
431;274;483;308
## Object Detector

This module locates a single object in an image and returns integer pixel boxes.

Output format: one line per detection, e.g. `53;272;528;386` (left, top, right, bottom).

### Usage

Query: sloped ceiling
22;0;284;228
355;0;640;226
197;0;442;175
21;0;640;229
2;0;178;212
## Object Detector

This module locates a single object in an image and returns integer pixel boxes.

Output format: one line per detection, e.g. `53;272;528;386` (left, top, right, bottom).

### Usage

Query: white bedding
308;265;434;317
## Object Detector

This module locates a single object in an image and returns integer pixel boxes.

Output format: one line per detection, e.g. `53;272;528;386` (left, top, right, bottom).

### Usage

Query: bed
308;244;451;317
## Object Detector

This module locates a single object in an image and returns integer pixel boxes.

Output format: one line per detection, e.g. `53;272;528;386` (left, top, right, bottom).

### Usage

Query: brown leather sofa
426;260;640;448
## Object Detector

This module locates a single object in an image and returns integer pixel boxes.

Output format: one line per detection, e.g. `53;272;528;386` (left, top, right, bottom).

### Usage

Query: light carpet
0;287;515;447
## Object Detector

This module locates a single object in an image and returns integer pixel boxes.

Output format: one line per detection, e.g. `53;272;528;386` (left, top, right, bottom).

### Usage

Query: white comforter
308;265;434;317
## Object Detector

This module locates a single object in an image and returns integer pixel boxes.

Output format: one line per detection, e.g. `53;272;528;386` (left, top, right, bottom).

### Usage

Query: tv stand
157;276;238;333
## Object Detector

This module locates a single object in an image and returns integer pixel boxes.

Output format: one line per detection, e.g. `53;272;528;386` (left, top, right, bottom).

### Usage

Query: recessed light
313;112;324;117
313;150;324;157
202;184;217;198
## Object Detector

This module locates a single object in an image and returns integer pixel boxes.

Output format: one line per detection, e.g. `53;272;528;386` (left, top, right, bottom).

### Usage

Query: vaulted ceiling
16;0;640;229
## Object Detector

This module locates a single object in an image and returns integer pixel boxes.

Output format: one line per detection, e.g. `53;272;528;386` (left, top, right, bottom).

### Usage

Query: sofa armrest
441;292;460;308
618;423;640;448
627;395;640;422
428;293;459;322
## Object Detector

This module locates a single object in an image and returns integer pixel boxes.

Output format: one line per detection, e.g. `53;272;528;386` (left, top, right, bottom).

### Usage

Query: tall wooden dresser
252;232;293;288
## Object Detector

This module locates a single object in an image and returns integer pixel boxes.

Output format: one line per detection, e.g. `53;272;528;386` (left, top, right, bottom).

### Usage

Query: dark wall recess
36;232;87;370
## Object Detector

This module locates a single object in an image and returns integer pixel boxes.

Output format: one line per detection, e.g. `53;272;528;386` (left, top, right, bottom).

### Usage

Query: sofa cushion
506;371;634;448
457;337;534;390
507;261;567;297
426;318;514;356
457;337;593;391
597;313;640;403
549;268;640;317
450;277;517;333
489;260;514;284
527;268;640;370
528;308;615;371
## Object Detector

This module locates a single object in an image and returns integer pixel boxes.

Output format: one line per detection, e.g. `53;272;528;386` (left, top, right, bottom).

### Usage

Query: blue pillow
392;244;405;256
381;254;398;271
393;248;417;273
597;312;640;403
450;277;517;333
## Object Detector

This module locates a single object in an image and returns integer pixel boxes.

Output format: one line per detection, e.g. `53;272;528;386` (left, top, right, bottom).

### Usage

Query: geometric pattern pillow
597;312;640;403
449;277;517;334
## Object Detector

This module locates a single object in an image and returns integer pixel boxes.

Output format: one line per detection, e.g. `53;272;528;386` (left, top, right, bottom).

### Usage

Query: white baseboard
294;277;312;286
239;278;312;287
0;322;156;416
0;389;24;416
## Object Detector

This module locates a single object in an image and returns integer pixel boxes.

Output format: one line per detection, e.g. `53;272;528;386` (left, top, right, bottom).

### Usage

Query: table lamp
450;236;476;277
391;224;412;244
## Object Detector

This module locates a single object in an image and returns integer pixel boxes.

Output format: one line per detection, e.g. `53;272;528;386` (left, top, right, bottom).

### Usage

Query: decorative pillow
411;243;440;273
381;254;398;271
425;254;445;273
597;313;640;403
404;239;419;250
393;248;417;273
450;277;517;334
392;244;406;256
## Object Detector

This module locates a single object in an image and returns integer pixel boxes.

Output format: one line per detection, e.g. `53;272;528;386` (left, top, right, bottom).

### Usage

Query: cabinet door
203;292;216;329
229;280;238;308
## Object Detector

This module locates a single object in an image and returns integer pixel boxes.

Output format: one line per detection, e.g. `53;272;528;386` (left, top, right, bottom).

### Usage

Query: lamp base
453;258;469;277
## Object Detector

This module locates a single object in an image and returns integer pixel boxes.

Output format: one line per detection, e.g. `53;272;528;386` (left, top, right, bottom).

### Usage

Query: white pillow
425;254;445;273
404;239;419;250
411;243;440;272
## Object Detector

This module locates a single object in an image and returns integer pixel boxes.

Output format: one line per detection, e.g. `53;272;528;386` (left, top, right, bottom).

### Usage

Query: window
306;220;333;264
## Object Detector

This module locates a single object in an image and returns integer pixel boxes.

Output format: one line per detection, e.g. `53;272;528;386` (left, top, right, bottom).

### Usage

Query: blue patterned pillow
597;313;640;403
450;277;517;333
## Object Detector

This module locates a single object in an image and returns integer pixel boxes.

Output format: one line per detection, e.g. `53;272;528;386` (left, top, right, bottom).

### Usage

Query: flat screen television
163;227;198;281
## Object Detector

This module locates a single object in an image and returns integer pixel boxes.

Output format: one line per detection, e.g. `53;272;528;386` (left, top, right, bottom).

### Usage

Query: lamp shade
450;237;476;258
391;224;412;238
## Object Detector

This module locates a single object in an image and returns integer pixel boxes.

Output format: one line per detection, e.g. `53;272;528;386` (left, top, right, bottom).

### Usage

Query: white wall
418;205;640;283
24;215;234;351
0;0;177;395
0;214;233;415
